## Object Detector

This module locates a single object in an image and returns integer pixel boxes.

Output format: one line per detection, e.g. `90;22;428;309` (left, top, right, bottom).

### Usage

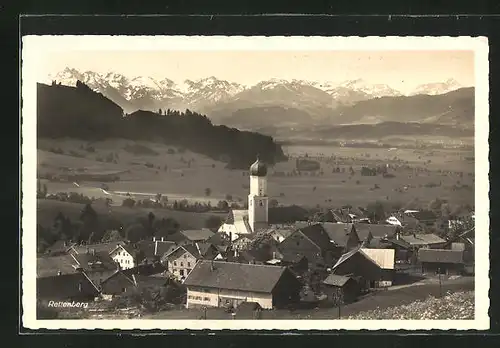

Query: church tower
248;155;269;232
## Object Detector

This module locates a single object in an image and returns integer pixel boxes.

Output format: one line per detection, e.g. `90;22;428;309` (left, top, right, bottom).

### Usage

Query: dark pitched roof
298;223;333;250
37;255;79;278
163;232;189;244
37;273;99;299
224;210;235;224
73;251;117;272
99;270;136;294
180;229;215;241
332;247;381;271
279;251;307;264
183;260;290;293
137;240;177;259
353;223;399;240
321;223;354;247
322;274;353;287
70;241;126;255
268;205;310;224
418;249;464;264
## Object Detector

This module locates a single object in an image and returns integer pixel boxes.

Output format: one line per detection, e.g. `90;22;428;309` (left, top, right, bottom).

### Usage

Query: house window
180;269;185;276
187;262;191;267
173;261;177;266
184;255;187;259
204;297;210;301
180;262;184;267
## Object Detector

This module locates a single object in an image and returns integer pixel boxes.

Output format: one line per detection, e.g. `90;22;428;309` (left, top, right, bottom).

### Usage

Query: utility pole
438;268;442;298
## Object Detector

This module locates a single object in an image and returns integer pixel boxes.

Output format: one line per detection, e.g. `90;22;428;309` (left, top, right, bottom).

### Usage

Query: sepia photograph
21;35;489;330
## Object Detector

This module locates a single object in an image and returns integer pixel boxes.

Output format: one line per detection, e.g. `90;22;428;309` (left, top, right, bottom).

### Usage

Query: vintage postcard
21;36;489;330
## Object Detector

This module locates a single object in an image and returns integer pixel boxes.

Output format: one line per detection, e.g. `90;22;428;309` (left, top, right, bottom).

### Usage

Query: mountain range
46;68;469;123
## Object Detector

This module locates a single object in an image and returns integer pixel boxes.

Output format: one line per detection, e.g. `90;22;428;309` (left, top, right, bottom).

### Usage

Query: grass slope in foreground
347;291;474;320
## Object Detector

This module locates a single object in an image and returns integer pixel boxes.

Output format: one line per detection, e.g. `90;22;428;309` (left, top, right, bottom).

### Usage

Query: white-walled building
218;156;270;241
109;244;138;270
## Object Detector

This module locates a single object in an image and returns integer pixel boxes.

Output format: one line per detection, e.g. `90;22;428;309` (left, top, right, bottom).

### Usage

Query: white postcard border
21;35;490;331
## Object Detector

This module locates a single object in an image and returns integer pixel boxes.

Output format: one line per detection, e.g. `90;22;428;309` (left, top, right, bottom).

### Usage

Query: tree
122;198;136;208
101;229;123;243
205;188;212;197
428;198;444;212
217;200;229;211
80;204;99;242
269;199;279;208
366;201;386;222
205;215;223;230
125;223;147;243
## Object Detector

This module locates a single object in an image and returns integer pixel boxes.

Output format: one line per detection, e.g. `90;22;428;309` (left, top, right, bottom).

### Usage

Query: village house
183;260;302;310
399;210;440;230
359;248;395;286
331;247;392;289
37;272;100;302
418;249;465;275
386;232;447;264
109;244;144;270
164;243;220;281
99;270;169;300
278;223;341;270
321;274;360;305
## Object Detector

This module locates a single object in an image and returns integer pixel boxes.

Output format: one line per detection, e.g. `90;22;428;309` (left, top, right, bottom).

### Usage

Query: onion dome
249;155;267;177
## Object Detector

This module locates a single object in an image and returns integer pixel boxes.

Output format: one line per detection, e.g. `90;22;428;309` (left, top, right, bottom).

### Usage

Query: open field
36;199;227;230
37;138;474;210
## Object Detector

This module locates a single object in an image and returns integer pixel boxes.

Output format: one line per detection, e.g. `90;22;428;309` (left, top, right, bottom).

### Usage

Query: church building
218;156;269;241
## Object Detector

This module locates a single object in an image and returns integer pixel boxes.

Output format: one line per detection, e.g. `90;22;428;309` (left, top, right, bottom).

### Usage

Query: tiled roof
183;260;290;293
37;273;99;299
322;274;353;287
37;255;79;278
418;249;464;264
180;229;215;241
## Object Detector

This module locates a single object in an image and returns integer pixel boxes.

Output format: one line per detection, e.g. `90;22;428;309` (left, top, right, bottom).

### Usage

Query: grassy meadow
36;138;474;228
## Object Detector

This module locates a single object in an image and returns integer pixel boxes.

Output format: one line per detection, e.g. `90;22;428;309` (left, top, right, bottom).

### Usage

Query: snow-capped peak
410;78;463;96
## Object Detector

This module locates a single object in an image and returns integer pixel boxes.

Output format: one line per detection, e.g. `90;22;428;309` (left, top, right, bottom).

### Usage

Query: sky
41;50;474;94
